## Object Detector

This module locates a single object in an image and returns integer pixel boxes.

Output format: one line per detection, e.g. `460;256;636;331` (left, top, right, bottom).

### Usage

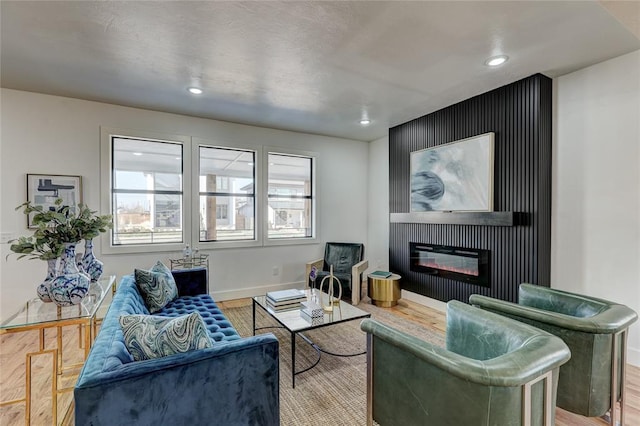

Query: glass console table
0;275;116;425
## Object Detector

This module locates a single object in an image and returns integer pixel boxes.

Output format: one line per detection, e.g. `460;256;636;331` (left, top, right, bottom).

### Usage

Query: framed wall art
26;174;83;228
410;133;494;212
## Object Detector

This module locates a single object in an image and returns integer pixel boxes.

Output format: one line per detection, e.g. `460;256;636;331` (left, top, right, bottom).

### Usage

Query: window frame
191;138;263;249
100;130;317;254
100;127;192;255
262;147;317;246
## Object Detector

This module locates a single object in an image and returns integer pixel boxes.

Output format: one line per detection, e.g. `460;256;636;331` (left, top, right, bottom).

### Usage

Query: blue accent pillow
134;261;178;313
119;312;213;361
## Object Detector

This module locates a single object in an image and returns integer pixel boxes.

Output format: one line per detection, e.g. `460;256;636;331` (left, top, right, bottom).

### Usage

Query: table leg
92;317;98;343
25;353;31;426
84;321;91;358
252;301;256;336
292;331;296;389
56;326;63;375
51;350;58;426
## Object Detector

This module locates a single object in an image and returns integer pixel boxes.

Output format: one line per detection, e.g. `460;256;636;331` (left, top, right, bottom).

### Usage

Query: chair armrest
305;259;324;283
361;318;569;387
351;260;369;305
469;294;637;334
352;259;369;275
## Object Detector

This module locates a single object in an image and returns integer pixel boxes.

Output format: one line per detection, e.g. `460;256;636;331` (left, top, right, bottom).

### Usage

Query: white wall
0;89;369;320
366;135;389;273
553;50;640;366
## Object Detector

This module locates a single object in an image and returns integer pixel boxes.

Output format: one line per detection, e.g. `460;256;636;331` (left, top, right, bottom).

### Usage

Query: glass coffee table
253;290;371;388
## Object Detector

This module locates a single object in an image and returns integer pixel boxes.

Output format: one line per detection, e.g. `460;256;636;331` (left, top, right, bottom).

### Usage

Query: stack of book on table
266;289;306;312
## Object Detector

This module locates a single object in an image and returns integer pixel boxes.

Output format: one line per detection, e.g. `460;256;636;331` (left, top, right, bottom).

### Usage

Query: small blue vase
50;243;90;306
37;258;58;303
81;239;103;282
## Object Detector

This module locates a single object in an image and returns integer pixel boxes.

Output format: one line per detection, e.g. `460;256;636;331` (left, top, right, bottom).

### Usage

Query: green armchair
360;300;570;426
470;284;638;425
305;242;368;305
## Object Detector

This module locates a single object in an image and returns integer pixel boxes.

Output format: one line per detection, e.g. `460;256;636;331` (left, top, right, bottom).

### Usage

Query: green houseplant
9;199;112;305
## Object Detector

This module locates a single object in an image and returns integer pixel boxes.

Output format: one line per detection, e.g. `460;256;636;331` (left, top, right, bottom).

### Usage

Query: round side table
368;273;401;307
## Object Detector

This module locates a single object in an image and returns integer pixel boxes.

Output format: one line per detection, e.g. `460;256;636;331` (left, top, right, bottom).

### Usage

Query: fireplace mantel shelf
390;211;515;226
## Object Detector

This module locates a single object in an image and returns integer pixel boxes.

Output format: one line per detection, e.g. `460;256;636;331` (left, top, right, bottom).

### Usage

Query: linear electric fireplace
410;243;490;287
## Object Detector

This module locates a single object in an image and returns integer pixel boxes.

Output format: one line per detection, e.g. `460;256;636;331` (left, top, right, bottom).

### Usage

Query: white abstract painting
410;133;494;212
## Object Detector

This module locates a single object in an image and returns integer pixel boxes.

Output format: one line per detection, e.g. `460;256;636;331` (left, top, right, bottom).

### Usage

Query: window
267;153;313;239
199;146;256;242
102;128;315;253
111;137;184;246
215;205;228;219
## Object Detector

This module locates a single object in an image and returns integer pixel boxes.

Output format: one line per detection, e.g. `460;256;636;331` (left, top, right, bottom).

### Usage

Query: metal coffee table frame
253;291;371;388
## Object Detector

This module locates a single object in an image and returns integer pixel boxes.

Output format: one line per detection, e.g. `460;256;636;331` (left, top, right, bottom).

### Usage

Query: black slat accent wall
389;74;552;303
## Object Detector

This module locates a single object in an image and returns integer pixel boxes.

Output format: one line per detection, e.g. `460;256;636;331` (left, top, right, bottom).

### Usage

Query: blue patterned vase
36;258;58;303
50;243;90;306
81;239;103;282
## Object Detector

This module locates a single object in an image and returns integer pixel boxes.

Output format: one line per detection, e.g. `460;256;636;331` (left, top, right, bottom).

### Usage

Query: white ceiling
1;1;639;142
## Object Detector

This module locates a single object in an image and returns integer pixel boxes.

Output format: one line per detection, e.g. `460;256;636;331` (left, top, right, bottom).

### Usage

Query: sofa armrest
469;293;637;334
75;334;279;425
171;267;208;296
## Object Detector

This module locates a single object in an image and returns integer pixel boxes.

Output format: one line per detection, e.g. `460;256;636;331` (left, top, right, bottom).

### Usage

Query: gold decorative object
319;265;342;312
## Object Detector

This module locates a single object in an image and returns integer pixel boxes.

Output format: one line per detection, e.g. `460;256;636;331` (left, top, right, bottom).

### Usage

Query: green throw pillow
119;312;213;361
134;261;178;313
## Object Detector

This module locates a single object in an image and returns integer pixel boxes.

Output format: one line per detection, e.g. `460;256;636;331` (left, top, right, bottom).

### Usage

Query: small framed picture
26;174;83;228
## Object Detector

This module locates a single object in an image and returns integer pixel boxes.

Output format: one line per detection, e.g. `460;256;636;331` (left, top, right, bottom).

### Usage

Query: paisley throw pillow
134;262;178;313
119;312;213;361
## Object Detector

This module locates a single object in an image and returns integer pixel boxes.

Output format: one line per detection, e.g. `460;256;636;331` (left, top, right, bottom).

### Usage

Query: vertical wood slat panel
389;74;552;303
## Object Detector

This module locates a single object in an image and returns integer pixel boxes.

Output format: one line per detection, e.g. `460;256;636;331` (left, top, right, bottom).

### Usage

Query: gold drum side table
368;273;401;307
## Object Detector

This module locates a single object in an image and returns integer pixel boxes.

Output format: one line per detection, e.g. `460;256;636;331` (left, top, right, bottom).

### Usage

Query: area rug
221;301;444;426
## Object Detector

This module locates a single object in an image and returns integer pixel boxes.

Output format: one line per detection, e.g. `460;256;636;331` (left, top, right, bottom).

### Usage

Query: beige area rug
222;301;444;426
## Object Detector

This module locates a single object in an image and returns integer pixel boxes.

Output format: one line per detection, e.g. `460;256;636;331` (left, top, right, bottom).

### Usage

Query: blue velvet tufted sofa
74;268;280;426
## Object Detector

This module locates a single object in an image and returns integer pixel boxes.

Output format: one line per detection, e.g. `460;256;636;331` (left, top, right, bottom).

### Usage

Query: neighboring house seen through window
111;137;183;246
198;146;256;242
267;153;313;239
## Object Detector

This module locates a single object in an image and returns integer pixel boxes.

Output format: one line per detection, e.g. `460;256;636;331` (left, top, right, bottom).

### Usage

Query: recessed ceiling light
360;119;371;125
133;152;143;156
485;55;509;67
188;87;203;95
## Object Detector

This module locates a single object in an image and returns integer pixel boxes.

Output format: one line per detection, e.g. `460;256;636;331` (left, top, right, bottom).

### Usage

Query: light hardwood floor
1;298;638;425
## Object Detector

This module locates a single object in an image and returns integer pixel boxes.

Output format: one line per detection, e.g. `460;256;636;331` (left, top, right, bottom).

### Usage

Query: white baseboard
400;290;446;313
211;281;304;302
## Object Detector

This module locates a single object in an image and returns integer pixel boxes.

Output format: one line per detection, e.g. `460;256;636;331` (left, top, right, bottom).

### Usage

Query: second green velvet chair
470;284;638;425
360;300;571;426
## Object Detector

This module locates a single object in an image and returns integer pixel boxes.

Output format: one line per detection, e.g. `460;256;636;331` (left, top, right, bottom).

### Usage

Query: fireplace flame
418;261;479;276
